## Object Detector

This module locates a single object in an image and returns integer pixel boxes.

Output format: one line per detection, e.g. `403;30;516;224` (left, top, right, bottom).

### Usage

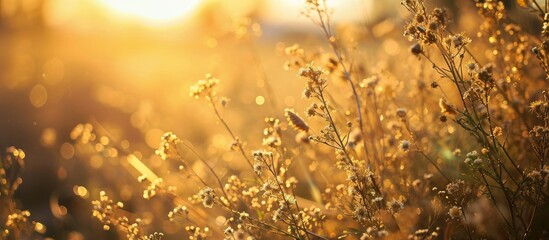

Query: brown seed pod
285;108;309;132
439;98;457;115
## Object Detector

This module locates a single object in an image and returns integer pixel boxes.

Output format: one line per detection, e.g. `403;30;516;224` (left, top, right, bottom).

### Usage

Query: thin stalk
207;92;254;170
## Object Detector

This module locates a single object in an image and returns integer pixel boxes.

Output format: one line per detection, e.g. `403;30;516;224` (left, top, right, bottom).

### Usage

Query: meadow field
1;0;548;239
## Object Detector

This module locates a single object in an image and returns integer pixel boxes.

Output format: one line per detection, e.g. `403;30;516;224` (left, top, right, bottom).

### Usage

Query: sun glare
98;0;201;24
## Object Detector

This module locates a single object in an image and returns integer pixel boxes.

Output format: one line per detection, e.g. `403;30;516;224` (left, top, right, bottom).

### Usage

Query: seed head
439;98;457;115
410;43;422;55
396;108;407;118
399;140;411;151
448;206;461;219
285;108;309;132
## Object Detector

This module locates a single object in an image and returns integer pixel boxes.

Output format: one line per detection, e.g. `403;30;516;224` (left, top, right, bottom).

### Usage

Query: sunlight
263;0;373;25
98;0;201;24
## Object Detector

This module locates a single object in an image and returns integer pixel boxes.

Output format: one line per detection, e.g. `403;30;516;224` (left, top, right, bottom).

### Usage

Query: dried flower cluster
63;0;549;239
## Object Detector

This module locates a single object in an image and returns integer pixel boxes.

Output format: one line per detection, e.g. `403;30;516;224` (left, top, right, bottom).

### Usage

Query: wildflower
220;97;230;107
239;211;249;220
473;158;483;165
406;24;418;36
410;43;422;55
439;98;457;115
298;64;328;91
146;233;164;240
372;197;384;203
439;115;447;122
224;227;234;235
477;64;494;83
399;140;411;151
387;198;404;214
190;74;219;99
143;178;163;199
466;150;478;158
424;30;437;44
5;210;31;229
230;138;243;151
451;34;469;48
530;126;549;138
298;64;326;80
353;206;368;222
415;14;425;23
348;128;362;148
448;206;461;219
396;108;407;118
464;150;482;167
377;230;389;238
284;194;297;204
272;208;282;221
428;21;439;31
302;88;313;99
285;44;303;56
155;132;181;160
252;149;272;159
285;177;298;188
532;46;540;55
431;8;447;26
253;162;263;175
467;61;479;74
527;171;542;182
262;135;281;148
446;182;461;195
529;100;547;115
493;126;503;136
199;187;216;208
137;175;147;183
168;205;188;221
306;103;319;117
363;75;380;88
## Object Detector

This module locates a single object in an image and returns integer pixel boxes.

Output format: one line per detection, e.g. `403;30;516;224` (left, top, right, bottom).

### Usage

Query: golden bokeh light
29;84;47;108
97;0;201;24
34;222;47;234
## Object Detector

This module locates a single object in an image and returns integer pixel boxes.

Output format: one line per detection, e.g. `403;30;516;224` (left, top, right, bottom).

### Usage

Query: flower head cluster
464;150;483;167
190;74;219;100
155;132;181;161
4;210;31;232
399;140;411;152
198;187;216;208
262;117;282;148
91;191;125;231
445;180;470;196
403;0;449;45
145;232;164;240
298;64;328;99
143;178;163;200
387;198;405;214
168;205;189;222
448;206;461;220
